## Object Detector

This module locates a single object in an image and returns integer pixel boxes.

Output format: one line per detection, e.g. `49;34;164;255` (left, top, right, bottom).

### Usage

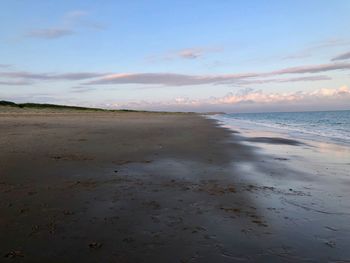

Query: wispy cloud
178;48;203;59
25;28;74;39
70;86;96;93
85;72;259;86
282;38;350;60
176;47;221;59
270;62;350;74
0;64;12;68
0;71;107;80
148;47;222;62
236;75;331;86
281;51;310;60
311;38;350;50
86;62;350;86
0;80;33;86
64;10;88;21
1;62;347;88
24;10;104;40
331;51;350;61
63;10;105;30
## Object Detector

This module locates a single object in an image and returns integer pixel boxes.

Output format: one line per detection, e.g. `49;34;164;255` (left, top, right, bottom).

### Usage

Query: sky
0;0;350;113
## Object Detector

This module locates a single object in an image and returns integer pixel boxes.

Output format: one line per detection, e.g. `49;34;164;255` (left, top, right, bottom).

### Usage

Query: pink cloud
147;46;222;62
0;62;347;87
106;86;350;112
0;71;106;81
87;72;258;86
86;62;350;86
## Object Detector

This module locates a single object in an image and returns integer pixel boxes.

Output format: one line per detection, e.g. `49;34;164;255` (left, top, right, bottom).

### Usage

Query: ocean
211;110;350;145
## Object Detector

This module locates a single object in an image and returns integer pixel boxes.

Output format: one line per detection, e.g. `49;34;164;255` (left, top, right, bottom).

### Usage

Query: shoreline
1;110;350;262
209;113;350;147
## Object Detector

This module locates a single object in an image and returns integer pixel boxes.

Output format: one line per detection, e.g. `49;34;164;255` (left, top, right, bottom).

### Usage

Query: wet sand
1;109;350;262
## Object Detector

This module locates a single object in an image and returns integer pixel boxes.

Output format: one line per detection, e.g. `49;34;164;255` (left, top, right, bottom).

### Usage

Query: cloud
86;62;350;86
24;10;103;40
108;86;350;112
70;86;96;93
282;52;310;60
63;10;105;30
148;47;222;62
178;48;203;59
0;80;33;86
0;62;347;88
311;38;350;50
49;72;107;80
0;64;12;68
236;75;331;86
64;10;89;21
211;86;350;105
86;72;259;86
270;62;350;75
25;28;75;39
331;51;350;61
0;71;106;81
282;38;350;60
176;47;221;59
273;75;332;82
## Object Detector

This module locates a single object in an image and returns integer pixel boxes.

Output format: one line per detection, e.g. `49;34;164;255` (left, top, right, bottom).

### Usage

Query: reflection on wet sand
0;111;349;262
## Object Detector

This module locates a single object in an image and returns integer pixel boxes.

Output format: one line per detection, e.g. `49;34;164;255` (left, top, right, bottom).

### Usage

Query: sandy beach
1;109;350;262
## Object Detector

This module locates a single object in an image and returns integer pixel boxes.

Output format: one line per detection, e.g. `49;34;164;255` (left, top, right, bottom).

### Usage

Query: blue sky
1;0;350;112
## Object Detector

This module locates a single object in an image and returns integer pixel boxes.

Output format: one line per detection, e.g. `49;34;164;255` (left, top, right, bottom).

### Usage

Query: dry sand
1;109;350;262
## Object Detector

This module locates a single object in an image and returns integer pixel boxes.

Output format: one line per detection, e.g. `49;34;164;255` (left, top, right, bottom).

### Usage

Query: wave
212;110;350;145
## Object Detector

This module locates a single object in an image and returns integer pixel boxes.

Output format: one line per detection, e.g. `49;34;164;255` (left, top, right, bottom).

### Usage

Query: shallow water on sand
215;110;350;146
209;113;350;261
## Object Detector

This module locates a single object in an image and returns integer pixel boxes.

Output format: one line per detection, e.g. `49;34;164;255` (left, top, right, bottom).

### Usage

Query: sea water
212;110;350;146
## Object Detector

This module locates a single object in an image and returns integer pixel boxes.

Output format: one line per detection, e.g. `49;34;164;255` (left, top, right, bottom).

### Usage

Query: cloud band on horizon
85;62;350;86
1;62;349;87
106;86;350;112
